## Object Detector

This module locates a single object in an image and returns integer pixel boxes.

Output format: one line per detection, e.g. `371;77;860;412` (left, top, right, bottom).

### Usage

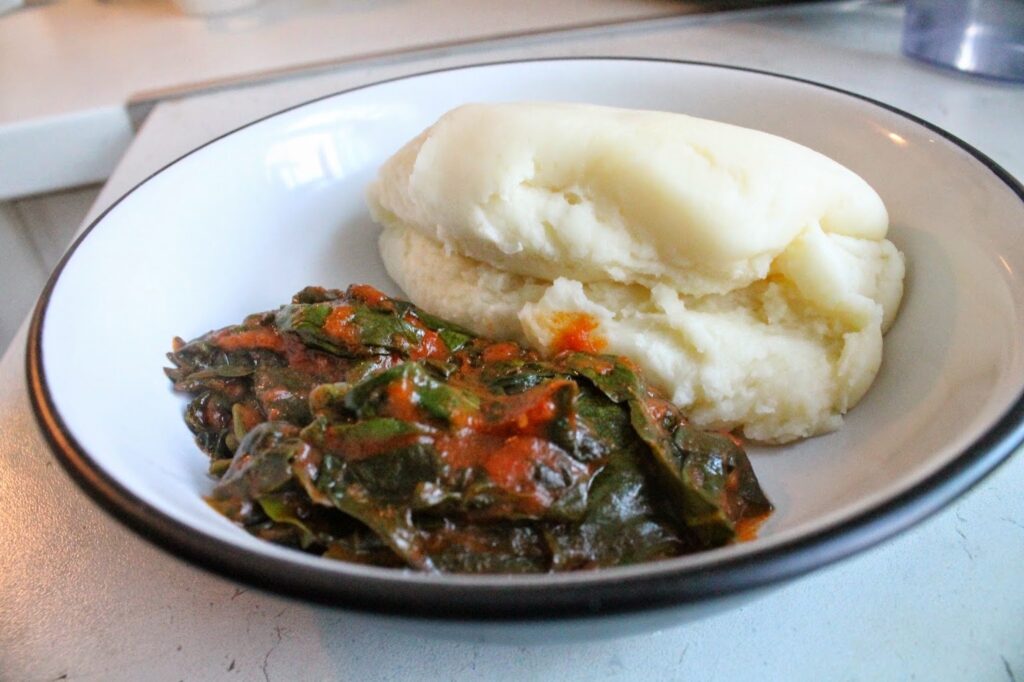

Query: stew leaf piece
559;352;771;545
545;392;686;568
172;284;773;574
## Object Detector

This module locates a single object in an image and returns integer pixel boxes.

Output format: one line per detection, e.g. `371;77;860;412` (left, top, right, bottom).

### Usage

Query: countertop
2;3;1024;680
0;0;705;200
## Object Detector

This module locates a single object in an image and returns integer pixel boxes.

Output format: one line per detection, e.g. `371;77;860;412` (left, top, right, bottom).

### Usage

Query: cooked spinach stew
166;285;771;573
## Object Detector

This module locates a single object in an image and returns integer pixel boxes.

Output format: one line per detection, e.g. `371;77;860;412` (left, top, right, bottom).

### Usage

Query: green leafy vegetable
167;284;772;573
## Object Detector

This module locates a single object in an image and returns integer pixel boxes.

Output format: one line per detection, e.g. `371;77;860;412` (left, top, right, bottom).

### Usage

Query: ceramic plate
27;58;1024;620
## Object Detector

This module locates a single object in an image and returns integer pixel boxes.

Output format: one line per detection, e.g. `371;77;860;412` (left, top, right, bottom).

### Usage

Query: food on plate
166;285;771;573
368;102;905;442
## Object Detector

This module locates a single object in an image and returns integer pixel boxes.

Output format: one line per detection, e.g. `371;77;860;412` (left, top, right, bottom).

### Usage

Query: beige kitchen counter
0;0;695;199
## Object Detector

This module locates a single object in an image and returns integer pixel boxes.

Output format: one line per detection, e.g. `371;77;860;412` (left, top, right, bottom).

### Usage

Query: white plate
27;58;1024;621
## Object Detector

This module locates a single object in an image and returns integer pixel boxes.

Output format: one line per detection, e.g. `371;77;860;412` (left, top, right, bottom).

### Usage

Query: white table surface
3;3;1024;680
0;0;690;200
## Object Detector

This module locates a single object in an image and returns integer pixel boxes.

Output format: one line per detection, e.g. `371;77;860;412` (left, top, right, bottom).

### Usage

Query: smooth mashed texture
368;103;905;443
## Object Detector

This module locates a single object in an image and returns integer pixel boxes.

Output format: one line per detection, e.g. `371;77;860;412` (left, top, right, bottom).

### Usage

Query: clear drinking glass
902;0;1024;81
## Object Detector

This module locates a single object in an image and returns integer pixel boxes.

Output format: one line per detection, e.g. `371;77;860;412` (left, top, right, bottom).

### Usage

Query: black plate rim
26;56;1024;621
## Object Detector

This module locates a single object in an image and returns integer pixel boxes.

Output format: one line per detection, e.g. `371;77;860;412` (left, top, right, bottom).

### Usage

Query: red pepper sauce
212;326;286;352
322;305;360;346
480;341;522;363
428;379;581;517
406;327;447;361
349;284;389;306
384;375;423;424
734;513;770;542
549;312;607;354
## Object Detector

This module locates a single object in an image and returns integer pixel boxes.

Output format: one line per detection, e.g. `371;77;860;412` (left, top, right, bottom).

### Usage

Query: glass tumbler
902;0;1024;81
